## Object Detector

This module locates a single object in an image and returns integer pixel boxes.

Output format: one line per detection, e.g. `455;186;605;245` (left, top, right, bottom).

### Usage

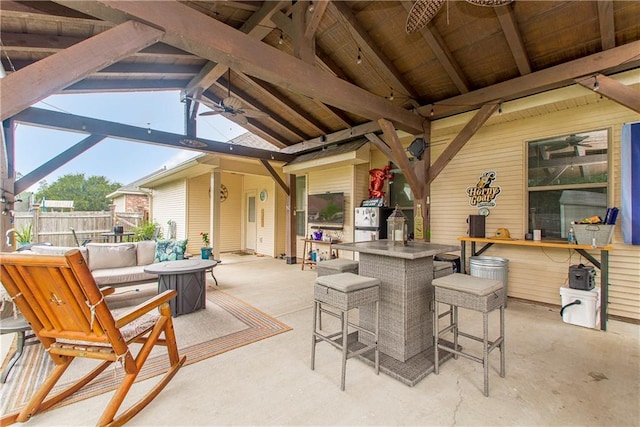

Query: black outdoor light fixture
408;137;427;160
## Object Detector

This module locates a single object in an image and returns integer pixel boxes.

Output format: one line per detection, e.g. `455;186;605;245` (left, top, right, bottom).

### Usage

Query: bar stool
311;272;380;391
433;273;505;397
433;260;454;278
317;258;359;277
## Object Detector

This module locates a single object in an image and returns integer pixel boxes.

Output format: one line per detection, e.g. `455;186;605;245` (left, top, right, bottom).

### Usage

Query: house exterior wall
112;196;126;212
151;179;187;240
243;174;282;257
220;172;243;253
306;165;357;258
187;173;211;255
125;194;149;213
429;99;639;321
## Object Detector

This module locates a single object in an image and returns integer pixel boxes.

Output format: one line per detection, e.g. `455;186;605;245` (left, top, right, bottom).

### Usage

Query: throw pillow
154;239;188;262
86;243;136;271
136;241;157;266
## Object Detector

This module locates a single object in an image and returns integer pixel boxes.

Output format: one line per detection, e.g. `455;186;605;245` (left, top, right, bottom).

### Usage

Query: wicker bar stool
433;273;505;397
316;259;359;277
433;260;454;278
311;272;380;391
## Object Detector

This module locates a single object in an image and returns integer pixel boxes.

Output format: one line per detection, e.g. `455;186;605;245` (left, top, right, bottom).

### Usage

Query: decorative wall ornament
466;171;502;209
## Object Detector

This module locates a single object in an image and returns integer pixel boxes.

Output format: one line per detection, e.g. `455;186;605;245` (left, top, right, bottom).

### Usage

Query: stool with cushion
311;272;379;391
433;273;505;397
433;260;454;278
316;258;359;277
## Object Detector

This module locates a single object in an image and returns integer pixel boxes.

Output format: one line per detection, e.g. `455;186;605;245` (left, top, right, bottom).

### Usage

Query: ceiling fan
406;0;514;34
535;134;592;152
195;70;269;123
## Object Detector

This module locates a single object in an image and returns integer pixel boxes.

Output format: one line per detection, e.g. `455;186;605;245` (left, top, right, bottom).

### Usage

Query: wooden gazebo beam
0;21;164;121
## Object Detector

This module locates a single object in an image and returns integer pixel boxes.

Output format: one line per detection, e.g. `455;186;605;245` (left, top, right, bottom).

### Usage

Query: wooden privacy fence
12;210;143;247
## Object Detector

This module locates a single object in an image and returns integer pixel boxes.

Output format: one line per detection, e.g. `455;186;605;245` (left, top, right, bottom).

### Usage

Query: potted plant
14;224;33;248
200;232;212;259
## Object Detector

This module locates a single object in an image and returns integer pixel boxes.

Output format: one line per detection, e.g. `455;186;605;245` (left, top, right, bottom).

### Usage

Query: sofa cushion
30;245;88;262
136;241;157;266
154;239;188;262
86;243;137;271
92;266;158;286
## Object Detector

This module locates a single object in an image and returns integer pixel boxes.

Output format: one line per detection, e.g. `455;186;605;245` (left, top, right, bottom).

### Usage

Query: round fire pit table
144;259;218;317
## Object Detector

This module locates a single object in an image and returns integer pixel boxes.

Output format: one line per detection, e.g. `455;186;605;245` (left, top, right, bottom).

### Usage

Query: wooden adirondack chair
0;249;186;426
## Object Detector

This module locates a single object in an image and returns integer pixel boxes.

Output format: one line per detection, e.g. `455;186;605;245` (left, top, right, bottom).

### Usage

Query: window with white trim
527;129;609;239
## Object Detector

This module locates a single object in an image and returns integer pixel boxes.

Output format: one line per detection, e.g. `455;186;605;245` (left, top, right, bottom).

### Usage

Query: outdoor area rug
0;288;291;416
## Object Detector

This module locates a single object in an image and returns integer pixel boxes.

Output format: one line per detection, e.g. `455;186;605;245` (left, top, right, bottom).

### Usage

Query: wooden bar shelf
301;239;339;270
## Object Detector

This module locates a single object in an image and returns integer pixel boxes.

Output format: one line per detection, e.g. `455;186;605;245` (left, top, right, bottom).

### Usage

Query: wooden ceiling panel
517;1;601;70
614;1;640;44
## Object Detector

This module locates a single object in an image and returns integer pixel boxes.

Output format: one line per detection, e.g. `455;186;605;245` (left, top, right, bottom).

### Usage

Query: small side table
301;239;339;270
144;259;218;317
0;314;38;383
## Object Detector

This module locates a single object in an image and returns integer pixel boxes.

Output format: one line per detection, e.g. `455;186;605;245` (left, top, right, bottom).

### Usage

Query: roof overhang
283;140;370;174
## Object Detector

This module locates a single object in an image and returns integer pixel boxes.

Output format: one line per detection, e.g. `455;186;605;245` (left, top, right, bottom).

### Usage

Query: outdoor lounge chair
0;249;186;426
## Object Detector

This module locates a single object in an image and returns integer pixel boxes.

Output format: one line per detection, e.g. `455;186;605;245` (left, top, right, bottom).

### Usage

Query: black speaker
468;215;485;237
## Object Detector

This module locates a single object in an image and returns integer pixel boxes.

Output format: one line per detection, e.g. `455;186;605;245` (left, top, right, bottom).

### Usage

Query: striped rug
0;289;291;416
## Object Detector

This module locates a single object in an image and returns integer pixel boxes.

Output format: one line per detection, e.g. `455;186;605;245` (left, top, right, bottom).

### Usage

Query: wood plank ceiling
1;0;639;155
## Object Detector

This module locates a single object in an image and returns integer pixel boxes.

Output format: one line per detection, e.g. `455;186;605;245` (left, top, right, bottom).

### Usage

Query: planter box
573;224;614;247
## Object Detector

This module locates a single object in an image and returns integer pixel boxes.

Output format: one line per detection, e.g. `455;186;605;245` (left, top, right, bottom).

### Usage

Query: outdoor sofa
23;240;187;287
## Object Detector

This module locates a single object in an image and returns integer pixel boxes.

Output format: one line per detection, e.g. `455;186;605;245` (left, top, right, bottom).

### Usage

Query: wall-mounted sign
466;171;501;210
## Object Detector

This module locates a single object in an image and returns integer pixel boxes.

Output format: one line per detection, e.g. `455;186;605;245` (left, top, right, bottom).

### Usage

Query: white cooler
560;287;601;329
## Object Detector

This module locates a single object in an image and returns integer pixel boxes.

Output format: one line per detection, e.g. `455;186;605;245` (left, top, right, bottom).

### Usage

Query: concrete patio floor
4;254;639;426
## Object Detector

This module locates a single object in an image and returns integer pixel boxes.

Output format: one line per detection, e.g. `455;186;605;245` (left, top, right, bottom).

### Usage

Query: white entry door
245;193;257;251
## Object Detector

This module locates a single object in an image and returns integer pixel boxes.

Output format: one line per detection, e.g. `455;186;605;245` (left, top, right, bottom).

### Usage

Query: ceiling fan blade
241;109;270;119
223;112;248;125
199;110;224;117
405;0;444;34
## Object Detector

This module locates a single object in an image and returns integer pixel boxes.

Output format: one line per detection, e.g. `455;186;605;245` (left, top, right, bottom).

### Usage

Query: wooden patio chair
0;249;186;426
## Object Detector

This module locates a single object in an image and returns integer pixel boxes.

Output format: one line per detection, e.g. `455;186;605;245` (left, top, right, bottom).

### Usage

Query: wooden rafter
14;134;106;194
293;1;315;64
212;76;312;141
417;40;640;119
494;4;531;75
0;21;164;121
332;1;422;103
597;1;616;51
59;1;423;134
427;103;500;184
365;133;396;165
260;159;289;196
576;74;640;114
399;2;470;94
304;0;329;40
182;1;284;98
378;119;424;200
13;107;295;163
282;121;381;154
248;76;332;135
271;10;355;128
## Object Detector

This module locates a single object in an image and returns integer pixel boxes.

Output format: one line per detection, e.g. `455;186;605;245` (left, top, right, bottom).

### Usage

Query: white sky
14;91;246;191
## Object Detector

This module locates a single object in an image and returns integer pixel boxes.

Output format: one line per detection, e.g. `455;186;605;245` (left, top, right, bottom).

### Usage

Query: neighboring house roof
229;132;276;151
106;168;165;199
135;132;281;188
286;139;367;165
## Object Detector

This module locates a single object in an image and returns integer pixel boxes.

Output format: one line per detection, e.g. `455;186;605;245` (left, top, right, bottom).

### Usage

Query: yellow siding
151;180;187;239
430;99;640;321
186;173;210;255
308;165;355;252
243;175;277;256
220;172;242;253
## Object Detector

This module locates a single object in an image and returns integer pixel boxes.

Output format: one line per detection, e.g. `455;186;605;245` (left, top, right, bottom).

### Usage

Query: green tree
36;173;121;211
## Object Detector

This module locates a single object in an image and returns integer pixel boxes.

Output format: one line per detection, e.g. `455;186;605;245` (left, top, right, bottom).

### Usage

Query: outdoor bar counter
332;240;459;386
